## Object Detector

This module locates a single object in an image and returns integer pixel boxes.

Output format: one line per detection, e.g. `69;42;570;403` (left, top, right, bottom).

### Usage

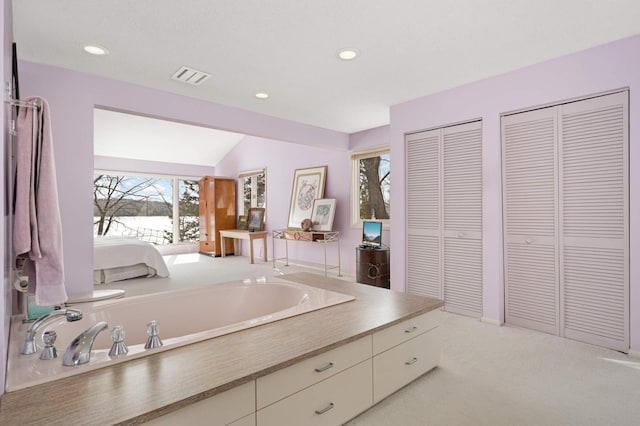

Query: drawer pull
314;362;335;373
405;357;418;365
315;402;335;415
404;326;418;334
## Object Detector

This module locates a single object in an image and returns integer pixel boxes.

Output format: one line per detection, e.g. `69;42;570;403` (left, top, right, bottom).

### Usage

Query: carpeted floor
100;253;640;425
347;312;640;426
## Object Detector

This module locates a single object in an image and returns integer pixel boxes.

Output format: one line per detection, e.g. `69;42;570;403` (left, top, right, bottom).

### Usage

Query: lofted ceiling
12;0;640;162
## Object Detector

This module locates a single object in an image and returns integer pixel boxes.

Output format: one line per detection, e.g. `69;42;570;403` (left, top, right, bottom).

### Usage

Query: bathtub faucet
21;308;84;355
62;321;108;366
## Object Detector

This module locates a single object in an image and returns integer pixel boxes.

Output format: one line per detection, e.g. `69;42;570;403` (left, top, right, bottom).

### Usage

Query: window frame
350;147;390;229
238;168;267;217
93;169;201;245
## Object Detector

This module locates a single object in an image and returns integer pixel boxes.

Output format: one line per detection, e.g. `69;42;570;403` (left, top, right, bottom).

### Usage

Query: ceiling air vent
171;66;211;86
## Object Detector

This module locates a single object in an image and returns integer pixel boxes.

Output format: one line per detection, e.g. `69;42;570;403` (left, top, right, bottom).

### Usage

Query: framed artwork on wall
287;165;327;229
247;207;265;231
311;198;336;231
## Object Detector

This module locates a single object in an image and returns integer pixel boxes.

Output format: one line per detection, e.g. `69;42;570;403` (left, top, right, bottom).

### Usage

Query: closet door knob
525;239;533;244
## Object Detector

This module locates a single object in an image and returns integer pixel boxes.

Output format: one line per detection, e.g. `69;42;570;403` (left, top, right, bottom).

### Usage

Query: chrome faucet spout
62;321;108;366
21;308;83;355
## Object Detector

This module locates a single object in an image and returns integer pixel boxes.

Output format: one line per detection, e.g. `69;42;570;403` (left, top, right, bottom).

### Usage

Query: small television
362;220;383;248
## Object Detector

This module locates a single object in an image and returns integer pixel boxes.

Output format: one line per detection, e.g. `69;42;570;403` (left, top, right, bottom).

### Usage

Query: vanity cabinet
199;176;236;256
256;336;372;426
256;336;371;409
145;313;440;425
144;381;255;426
372;310;441;403
257;359;372;426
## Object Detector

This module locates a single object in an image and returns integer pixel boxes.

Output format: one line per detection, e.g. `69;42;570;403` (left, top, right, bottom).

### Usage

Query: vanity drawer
145;381;255;426
257;335;371;409
373;326;440;403
257;359;373;426
372;309;440;354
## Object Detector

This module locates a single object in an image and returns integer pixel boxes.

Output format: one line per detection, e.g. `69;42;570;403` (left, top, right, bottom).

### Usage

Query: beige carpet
100;253;640;425
347;312;640;426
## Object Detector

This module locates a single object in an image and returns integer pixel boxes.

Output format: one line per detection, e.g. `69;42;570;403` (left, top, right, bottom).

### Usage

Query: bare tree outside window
176;179;199;242
355;152;390;223
240;170;266;216
93;173;198;245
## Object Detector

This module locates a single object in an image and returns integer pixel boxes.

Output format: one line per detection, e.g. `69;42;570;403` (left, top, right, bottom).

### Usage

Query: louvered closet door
502;108;560;335
406;129;441;299
443;121;483;317
559;92;628;351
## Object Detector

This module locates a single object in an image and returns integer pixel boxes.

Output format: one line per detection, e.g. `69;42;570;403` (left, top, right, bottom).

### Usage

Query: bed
93;236;170;284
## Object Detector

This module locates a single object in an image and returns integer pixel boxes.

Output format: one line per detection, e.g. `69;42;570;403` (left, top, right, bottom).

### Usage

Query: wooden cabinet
356;247;390;288
199;176;236;256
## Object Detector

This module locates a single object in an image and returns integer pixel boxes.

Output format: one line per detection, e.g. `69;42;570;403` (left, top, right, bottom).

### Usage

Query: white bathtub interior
6;277;355;391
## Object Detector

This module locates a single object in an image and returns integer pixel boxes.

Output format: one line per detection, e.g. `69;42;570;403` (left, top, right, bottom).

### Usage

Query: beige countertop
0;273;443;425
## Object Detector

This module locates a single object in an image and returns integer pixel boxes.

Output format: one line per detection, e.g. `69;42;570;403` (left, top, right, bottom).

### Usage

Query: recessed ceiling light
255;92;269;99
84;45;109;56
336;48;360;61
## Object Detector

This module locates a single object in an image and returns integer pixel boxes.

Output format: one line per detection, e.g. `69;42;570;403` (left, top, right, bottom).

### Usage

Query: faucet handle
40;330;58;360
145;320;163;349
109;326;129;357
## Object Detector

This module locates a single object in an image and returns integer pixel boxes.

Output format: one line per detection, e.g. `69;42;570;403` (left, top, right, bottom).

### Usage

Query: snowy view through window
93;174;199;245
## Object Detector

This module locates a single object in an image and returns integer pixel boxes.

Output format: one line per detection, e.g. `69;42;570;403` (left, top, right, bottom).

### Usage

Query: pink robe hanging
13;96;67;305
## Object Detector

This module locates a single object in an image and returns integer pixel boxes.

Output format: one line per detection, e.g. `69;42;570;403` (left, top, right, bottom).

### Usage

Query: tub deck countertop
0;273;443;426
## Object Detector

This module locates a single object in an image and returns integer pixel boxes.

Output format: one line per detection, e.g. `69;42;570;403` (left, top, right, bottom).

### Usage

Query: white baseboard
628;349;640;359
481;317;502;326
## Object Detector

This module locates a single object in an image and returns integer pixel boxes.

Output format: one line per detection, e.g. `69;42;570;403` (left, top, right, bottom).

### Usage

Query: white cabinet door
502;107;560;335
257;360;373;426
502;91;629;351
406;129;442;299
144;381;255;426
406;122;483;317
443;121;483;317
559;92;629;351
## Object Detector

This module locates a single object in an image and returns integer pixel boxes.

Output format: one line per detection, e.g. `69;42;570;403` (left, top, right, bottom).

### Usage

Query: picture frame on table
310;198;336;231
237;215;248;230
287;165;327;230
247;207;265;231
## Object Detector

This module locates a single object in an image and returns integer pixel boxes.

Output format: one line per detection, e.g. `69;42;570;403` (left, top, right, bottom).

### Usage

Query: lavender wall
18;60;349;298
216;135;362;274
389;34;640;352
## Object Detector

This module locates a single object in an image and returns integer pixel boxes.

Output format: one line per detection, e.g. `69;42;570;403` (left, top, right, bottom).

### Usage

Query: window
93;172;199;245
351;148;390;226
238;169;266;216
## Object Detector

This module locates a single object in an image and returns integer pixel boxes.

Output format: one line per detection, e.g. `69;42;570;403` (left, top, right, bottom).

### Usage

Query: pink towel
13;96;67;305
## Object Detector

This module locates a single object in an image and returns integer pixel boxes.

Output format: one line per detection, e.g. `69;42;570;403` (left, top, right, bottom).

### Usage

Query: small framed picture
237;215;248;230
247;207;265;231
310;198;336;231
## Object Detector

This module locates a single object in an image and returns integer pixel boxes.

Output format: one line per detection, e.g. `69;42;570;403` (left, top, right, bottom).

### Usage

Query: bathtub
5;277;355;391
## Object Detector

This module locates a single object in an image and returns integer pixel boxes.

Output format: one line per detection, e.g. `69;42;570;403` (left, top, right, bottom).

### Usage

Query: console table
219;230;268;264
272;229;341;276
